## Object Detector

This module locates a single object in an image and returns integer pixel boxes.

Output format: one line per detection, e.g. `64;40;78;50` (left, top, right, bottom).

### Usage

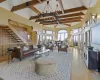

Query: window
46;36;52;40
42;30;53;41
28;35;30;39
43;30;46;33
73;29;78;34
46;30;53;34
43;35;45;40
58;30;68;41
73;35;78;46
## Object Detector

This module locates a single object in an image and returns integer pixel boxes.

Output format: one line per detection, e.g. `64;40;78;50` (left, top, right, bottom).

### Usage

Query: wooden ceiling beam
30;12;84;20
40;19;81;23
11;0;39;12
64;24;71;27
42;21;79;25
38;19;81;23
29;5;41;14
37;0;42;3
58;0;64;14
0;0;5;3
36;16;83;22
59;19;81;22
58;12;84;18
30;6;87;20
43;23;71;27
57;6;87;14
11;0;47;12
40;20;81;24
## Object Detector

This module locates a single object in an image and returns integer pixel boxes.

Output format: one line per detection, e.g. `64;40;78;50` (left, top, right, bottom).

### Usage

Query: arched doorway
58;30;68;41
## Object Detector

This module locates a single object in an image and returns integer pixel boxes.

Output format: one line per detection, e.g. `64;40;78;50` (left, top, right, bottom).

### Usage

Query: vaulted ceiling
0;0;97;28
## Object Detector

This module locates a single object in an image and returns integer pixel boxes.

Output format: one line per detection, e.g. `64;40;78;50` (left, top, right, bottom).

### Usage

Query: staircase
8;20;32;45
3;26;23;43
0;26;24;56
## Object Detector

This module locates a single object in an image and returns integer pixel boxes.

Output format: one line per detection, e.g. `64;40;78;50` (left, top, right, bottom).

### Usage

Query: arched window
58;30;68;41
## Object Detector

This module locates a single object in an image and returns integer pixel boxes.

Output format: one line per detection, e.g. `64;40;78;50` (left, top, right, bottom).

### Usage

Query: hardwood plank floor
71;48;100;80
0;55;8;63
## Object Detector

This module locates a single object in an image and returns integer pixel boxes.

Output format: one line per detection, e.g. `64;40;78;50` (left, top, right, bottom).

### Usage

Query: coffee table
34;49;50;59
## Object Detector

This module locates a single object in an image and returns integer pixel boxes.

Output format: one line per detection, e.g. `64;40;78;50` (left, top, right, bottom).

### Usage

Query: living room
0;0;100;80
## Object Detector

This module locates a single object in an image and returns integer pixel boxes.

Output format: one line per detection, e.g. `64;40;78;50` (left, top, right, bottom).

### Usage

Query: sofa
21;45;40;57
9;45;40;61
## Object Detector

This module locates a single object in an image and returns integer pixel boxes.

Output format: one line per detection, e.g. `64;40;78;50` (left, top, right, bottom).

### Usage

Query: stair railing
8;20;31;45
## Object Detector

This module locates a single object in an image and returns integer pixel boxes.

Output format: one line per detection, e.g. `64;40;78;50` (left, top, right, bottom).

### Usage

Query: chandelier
35;1;60;24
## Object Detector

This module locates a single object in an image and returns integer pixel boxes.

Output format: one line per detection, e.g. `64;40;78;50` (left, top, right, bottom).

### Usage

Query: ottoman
35;58;56;76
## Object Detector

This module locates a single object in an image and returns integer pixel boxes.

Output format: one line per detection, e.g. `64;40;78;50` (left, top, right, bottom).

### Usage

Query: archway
58;30;68;41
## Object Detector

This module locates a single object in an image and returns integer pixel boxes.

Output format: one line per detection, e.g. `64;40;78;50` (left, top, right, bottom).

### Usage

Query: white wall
84;22;100;50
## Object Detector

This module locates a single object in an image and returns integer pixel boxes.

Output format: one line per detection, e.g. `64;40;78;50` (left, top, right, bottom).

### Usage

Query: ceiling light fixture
35;1;60;24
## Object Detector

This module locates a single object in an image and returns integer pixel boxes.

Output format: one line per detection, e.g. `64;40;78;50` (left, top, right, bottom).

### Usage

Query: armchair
45;42;54;51
58;45;68;53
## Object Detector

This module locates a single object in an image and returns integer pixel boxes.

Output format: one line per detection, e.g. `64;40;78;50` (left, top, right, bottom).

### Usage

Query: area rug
0;51;72;80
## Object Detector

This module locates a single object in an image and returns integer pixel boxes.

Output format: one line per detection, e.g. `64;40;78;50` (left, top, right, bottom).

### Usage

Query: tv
91;23;100;45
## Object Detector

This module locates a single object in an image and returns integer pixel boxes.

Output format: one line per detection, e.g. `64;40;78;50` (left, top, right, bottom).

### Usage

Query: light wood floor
0;55;8;63
0;48;100;80
71;48;100;80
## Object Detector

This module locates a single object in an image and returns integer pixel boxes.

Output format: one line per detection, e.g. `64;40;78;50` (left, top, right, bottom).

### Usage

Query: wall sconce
92;14;96;19
91;13;97;23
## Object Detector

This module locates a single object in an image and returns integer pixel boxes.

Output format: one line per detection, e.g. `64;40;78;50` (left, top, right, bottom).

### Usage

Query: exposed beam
57;6;87;14
40;19;81;23
36;16;83;22
30;12;84;20
60;19;81;23
29;5;40;14
35;12;84;22
64;24;71;27
30;6;87;20
0;0;5;3
11;0;39;12
43;23;71;27
58;12;84;18
41;21;81;25
38;0;42;3
58;0;64;14
59;18;82;22
40;20;81;24
11;0;47;12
